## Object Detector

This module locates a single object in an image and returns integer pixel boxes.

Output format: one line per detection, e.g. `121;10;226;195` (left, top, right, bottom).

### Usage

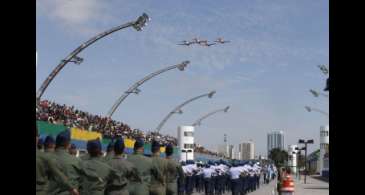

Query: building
267;131;285;155
177;126;195;161
320;125;329;177
228;145;234;159
288;145;298;174
239;140;255;160
217;144;228;157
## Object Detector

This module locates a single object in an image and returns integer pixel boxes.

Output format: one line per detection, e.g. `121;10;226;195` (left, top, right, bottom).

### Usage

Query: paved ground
293;175;329;195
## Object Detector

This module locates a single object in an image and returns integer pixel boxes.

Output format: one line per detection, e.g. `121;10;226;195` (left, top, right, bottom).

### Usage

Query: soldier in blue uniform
177;161;186;195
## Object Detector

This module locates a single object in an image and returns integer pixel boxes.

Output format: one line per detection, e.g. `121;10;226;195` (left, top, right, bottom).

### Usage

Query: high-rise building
228;145;234;158
267;131;285;155
239;140;255;160
320;125;329;177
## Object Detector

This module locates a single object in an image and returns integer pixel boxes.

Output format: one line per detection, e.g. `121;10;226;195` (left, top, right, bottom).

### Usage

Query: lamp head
305;106;312;112
133;13;149;31
208;90;216;98
307;139;314;144
224;106;230;112
298;139;305;144
178;61;189;71
309;89;319;97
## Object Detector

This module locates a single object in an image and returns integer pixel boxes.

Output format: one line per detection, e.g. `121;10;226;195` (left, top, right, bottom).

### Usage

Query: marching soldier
44;135;56;154
127;138;161;195
105;138;139;195
80;139;124;195
165;144;184;195
48;130;84;195
150;141;168;195
36;128;79;195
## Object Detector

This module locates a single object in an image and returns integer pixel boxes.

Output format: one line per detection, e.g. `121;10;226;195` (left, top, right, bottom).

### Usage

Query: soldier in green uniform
47;130;85;195
36;128;79;195
150;141;168;195
105;138;139;195
44;135;56;154
80;139;124;195
127;139;163;195
165;144;184;195
104;141;115;162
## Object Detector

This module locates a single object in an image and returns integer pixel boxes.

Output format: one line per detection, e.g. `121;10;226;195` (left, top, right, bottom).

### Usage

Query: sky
36;0;329;156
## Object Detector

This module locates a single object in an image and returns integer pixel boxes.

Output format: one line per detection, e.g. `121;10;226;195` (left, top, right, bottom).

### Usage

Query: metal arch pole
192;107;229;126
36;22;134;102
155;91;216;133
107;61;190;117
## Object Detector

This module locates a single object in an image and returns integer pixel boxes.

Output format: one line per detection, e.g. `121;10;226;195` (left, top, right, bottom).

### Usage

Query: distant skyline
37;0;328;155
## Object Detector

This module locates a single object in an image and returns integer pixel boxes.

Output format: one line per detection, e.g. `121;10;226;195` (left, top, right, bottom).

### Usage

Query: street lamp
317;64;329;75
36;13;150;102
297;139;314;184
155;90;216;132
309;89;329;98
107;61;190;117
192;106;230;126
305;106;329;116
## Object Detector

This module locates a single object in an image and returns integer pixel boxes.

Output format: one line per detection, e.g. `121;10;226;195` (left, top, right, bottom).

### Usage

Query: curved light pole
36;13;150;102
192;106;230;126
309;89;329;98
156;90;216;133
107;61;190;117
317;64;329;75
305;106;329;116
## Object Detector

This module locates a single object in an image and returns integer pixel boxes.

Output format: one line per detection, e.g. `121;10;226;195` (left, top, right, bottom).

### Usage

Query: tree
268;148;289;167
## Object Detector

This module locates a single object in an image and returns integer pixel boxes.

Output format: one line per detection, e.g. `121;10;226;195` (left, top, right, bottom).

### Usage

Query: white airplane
191;38;208;44
214;37;230;44
177;40;193;46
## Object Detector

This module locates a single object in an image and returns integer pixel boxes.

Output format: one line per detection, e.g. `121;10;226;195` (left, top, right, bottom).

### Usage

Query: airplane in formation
177;37;230;47
177;40;193;46
214;37;230;44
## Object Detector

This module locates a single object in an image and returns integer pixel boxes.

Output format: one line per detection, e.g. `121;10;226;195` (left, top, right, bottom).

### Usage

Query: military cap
165;144;174;156
114;138;125;153
56;130;71;146
151;140;160;153
134;138;144;149
87;139;101;151
44;135;55;146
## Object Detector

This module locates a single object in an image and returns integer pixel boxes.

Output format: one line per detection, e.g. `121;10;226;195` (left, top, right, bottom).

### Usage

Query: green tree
268;148;289;167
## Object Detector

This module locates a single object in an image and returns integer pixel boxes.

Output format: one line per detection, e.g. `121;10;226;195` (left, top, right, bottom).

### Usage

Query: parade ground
192;175;329;195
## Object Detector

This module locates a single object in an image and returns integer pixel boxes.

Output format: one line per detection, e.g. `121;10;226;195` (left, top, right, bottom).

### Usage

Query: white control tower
177;126;195;161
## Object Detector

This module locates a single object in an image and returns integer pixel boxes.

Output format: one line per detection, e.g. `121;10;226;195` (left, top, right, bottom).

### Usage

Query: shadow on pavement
303;187;329;190
311;175;329;183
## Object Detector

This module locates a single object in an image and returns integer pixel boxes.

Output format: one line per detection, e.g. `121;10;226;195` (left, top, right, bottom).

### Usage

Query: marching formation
179;160;277;195
36;127;277;195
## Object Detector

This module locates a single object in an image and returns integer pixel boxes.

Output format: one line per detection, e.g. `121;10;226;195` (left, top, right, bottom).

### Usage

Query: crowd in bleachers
36;100;214;154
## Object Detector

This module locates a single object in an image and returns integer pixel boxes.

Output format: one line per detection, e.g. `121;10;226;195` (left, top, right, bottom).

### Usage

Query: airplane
177;40;193;46
200;42;216;47
191;38;208;44
214;37;230;44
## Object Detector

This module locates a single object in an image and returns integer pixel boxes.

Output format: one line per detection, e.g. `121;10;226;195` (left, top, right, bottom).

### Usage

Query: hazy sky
36;0;328;156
